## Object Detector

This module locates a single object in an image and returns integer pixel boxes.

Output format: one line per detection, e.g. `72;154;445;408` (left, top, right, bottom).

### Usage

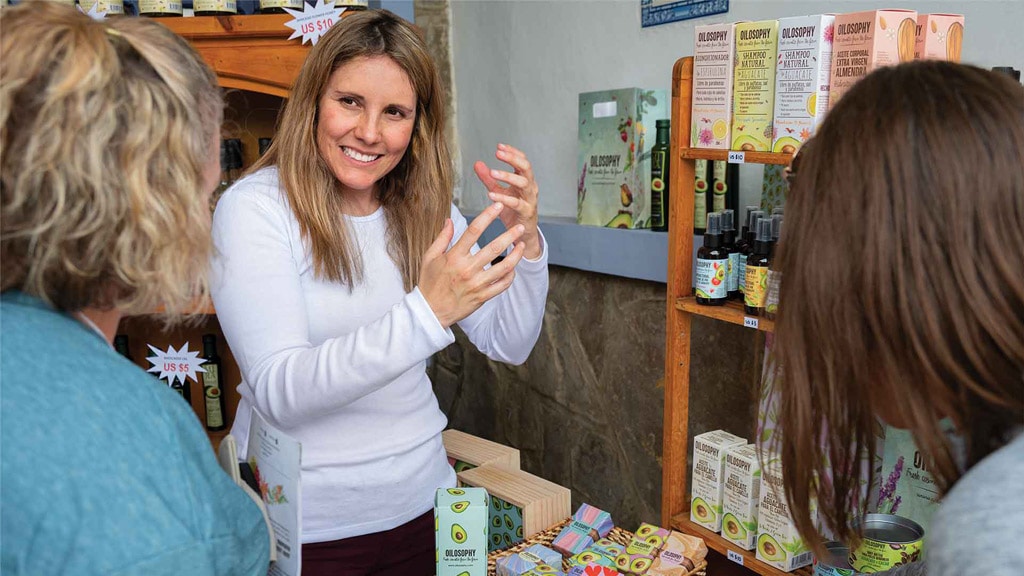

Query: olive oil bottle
696;213;729;306
650;119;671;232
693;160;712;235
114;334;132;361
711;160;739;215
744;218;773;316
721;209;740;300
200;334;227;431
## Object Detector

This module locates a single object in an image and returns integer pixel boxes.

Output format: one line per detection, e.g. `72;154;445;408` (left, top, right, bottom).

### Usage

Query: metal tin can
814;542;857;576
849;514;924;573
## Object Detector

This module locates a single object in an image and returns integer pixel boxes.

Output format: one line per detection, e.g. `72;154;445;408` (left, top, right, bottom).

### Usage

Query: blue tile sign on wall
641;0;729;28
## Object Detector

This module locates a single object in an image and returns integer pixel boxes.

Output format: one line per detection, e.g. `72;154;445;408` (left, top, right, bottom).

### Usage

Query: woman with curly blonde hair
1;4;269;574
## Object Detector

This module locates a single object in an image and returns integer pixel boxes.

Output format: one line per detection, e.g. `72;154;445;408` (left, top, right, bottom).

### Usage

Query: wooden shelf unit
661;56;795;576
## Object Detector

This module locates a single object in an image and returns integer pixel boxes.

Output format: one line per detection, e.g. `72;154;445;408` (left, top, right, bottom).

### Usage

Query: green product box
577;88;669;229
489;494;525;552
436;487;489;576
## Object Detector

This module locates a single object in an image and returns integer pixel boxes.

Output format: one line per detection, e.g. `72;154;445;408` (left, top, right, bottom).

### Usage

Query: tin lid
857;514;925;543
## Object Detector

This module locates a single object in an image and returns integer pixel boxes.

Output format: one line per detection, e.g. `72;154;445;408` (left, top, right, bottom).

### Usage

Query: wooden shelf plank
681;148;794;166
676;296;775;333
671;515;813;576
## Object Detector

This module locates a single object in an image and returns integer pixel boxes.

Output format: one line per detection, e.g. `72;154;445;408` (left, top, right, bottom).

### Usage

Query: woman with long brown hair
773;60;1023;575
210;10;548;574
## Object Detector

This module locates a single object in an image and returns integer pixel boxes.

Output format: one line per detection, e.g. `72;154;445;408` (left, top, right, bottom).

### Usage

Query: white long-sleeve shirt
210;167;548;543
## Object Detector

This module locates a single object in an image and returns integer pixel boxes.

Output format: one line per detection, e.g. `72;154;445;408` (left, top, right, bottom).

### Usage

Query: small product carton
691;23;736;149
915;14;964;62
435;486;489;576
554;503;615;556
731;20;780;152
772;14;836;154
497;544;565;576
577;88;669;229
690;430;746;532
829;9;918;110
613;539;657;575
721;444;762;550
755;458;816;572
648;531;708;576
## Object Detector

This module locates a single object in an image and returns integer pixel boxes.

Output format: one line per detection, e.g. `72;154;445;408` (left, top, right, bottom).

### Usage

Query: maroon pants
302;511;435;576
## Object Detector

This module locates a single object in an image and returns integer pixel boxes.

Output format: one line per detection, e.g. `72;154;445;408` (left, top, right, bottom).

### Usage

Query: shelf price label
743;316;759;329
284;0;346;46
728;151;746;164
727;549;745;565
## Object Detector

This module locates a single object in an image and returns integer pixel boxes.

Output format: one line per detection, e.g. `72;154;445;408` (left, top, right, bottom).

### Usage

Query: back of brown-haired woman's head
773;60;1024;551
1;3;223;317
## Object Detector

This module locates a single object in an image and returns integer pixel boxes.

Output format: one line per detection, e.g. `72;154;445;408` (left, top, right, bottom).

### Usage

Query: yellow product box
829;9;918;110
772;15;836;154
691;23;736;149
915;14;964;62
731;20;779;152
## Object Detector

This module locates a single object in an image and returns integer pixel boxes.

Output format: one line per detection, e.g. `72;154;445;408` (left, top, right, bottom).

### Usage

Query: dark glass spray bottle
744;218;773;316
650;119;671;232
737;209;764;299
721;209;739;300
201;334;227;431
696;213;729;306
114;335;132;361
765;215;784;320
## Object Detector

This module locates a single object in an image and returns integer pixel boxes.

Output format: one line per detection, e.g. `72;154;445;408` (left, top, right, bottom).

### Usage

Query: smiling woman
209;9;550;576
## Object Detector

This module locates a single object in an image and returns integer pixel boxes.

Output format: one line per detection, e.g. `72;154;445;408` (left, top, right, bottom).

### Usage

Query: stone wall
431;265;762;529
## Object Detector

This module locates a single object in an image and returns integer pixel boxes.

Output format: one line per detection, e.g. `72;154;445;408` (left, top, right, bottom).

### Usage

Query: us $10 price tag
284;0;346;46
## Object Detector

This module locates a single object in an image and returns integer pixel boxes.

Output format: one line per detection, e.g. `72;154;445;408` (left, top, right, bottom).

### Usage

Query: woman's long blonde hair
1;3;223;317
253;10;453;291
772;61;1024;552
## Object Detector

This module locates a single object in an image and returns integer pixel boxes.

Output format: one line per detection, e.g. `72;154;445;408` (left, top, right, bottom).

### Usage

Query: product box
755;459;815;572
731;20;779;152
721;444;762;550
648;531;708;576
876;423;960;533
915;14;964;61
577;88;669;229
568;549;618;570
522;565;563;576
690;430;746;532
457;465;571;552
435;487;489;576
613;539;657;575
554;504;615;556
497;544;564;576
443;429;521;474
829;9;918;109
633;523;671;549
691;23;736;149
772;14;836;154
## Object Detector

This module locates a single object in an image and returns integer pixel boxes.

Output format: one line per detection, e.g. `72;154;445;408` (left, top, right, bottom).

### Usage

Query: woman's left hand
474;143;542;260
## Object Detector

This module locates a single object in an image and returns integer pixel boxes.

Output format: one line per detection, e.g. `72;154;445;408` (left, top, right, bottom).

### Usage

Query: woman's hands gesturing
474;143;542;260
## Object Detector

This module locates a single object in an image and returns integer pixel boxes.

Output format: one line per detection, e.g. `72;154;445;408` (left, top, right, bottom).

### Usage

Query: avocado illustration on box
436;487;489;576
577;88;669;230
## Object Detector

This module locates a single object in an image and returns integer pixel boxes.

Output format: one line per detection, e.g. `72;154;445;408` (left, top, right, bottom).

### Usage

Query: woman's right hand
418;202;527;328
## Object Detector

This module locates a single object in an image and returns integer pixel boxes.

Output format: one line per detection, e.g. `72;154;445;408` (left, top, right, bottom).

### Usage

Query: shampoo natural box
755;458;815;572
436;487;488;576
829;9;918;110
772;14;836;154
691;23;736;149
731;20;779;152
690;430;746;532
915;14;964;61
577;88;669;229
721;444;762;550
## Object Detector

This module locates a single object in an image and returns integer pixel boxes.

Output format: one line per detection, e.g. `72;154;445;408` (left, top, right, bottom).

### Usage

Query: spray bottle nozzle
706;212;722;236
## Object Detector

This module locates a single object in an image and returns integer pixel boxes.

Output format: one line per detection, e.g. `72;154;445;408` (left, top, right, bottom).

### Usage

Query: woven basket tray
487;519;708;576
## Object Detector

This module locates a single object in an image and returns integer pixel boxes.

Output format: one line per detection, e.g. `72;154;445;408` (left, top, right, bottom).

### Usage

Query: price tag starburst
146;342;207;386
78;3;107;20
284;0;345;46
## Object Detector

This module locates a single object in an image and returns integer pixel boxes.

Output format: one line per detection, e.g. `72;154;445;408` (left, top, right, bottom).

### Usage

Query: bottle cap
771;214;783;241
706;212;722;235
203;334;218;344
757;218;773;242
748;209;765;233
258;137;272;156
721;209;735;232
656;119;670;128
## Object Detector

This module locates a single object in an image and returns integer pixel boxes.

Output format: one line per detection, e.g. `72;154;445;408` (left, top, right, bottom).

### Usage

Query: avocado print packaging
497;544;564;576
613;538;657;575
756;458;815;572
691;23;736;149
435;486;489;576
829;10;918;110
648;530;708;576
521;564;565;576
553;519;596;557
914;14;964;62
772;15;836;154
731;20;779;152
577;88;669;229
721;444;762;550
486;494;526;552
691;430;746;532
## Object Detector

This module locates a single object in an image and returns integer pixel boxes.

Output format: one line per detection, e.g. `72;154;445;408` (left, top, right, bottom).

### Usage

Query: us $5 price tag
146;342;207;386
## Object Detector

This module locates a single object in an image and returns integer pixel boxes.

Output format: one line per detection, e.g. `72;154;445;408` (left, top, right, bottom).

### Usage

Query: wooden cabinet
661;56;802;576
